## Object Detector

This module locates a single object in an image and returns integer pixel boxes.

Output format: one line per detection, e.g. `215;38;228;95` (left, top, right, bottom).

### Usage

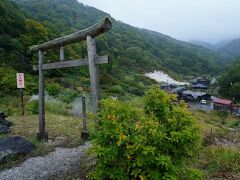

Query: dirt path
0;142;91;180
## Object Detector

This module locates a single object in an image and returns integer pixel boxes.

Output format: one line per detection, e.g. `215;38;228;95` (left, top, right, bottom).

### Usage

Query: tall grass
198;146;240;179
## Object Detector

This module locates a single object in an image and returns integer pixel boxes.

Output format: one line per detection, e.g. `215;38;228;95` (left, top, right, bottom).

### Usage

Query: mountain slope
217;39;240;60
1;0;225;97
14;0;223;76
0;0;42;92
189;40;215;50
190;39;240;63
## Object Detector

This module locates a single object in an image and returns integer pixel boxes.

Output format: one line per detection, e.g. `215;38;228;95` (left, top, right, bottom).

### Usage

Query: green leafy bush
45;100;69;115
0;66;17;90
58;88;78;103
46;82;61;97
90;88;201;179
26;100;39;114
108;85;124;94
26;98;69;115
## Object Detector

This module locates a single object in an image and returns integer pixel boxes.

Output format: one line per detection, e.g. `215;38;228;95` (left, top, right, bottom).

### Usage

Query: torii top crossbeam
29;17;112;52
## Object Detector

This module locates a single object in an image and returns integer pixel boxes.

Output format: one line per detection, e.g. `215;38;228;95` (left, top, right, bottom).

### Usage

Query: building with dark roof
171;86;186;94
160;83;178;91
213;98;233;111
181;90;211;101
190;77;210;89
192;83;208;89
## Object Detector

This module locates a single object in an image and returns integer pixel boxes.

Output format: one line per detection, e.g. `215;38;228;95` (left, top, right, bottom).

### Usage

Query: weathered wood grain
87;36;100;115
81;96;89;140
38;50;45;139
30;18;112;52
20;88;24;116
60;46;64;61
33;55;108;71
82;96;87;131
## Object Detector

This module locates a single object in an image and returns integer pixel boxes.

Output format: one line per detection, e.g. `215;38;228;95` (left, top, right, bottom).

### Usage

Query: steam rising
69;94;92;117
145;71;188;85
29;92;92;116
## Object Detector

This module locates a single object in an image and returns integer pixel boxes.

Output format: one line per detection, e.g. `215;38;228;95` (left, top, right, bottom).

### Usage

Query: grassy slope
0;113;86;170
0;92;88;170
193;110;240;179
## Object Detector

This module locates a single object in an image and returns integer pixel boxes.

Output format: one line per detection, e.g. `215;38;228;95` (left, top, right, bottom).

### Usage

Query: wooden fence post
87;36;100;116
81;96;88;140
37;50;47;140
20;88;24;116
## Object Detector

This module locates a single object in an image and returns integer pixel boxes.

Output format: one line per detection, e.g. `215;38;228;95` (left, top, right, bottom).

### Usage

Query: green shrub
58;88;78;103
214;110;229;119
46;82;61;97
26;100;39;114
45;100;69;115
0;66;17;90
46;101;69;115
26;98;69;115
230;119;240;128
108;85;124;94
90;88;201;179
0;92;20;116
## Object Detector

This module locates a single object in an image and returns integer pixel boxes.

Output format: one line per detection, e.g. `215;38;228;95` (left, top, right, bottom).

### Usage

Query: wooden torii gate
30;18;112;140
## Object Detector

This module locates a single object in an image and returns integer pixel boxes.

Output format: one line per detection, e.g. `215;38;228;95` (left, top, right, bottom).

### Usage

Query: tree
218;59;240;102
90;88;201;179
19;19;49;49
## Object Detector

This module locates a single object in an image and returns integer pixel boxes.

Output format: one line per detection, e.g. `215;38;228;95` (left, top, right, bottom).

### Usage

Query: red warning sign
17;73;25;88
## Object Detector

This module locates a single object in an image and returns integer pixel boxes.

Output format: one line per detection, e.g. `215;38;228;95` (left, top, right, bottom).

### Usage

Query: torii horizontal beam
33;55;109;71
29;17;112;52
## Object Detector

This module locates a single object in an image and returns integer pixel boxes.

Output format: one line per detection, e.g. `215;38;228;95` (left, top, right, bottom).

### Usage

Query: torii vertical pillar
37;50;47;140
87;36;100;115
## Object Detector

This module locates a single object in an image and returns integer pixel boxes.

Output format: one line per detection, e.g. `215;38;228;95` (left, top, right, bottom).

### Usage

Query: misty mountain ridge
190;39;240;60
217;39;240;59
15;0;225;75
190;39;234;50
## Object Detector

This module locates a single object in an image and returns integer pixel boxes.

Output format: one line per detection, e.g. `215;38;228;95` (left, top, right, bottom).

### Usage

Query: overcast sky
79;0;240;44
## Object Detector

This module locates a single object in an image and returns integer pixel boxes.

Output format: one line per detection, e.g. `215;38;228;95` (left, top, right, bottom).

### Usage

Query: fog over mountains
79;0;240;61
80;0;240;44
190;39;240;60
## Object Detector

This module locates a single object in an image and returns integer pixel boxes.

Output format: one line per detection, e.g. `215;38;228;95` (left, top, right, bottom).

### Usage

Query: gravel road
0;142;91;180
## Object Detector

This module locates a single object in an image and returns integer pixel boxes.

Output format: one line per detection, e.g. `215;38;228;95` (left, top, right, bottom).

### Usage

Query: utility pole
230;82;234;115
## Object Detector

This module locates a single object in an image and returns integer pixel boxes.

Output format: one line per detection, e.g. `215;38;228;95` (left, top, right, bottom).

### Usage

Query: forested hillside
15;0;223;74
217;39;240;60
0;0;41;92
191;38;240;63
1;0;224;97
218;57;240;102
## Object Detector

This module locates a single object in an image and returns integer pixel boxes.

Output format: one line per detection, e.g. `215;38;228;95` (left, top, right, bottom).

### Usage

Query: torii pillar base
36;131;48;141
81;130;89;141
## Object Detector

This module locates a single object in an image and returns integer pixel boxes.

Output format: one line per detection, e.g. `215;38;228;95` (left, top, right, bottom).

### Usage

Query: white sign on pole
17;73;25;88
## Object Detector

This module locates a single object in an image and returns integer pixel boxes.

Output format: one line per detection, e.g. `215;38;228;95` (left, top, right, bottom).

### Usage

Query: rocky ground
0;142;92;180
